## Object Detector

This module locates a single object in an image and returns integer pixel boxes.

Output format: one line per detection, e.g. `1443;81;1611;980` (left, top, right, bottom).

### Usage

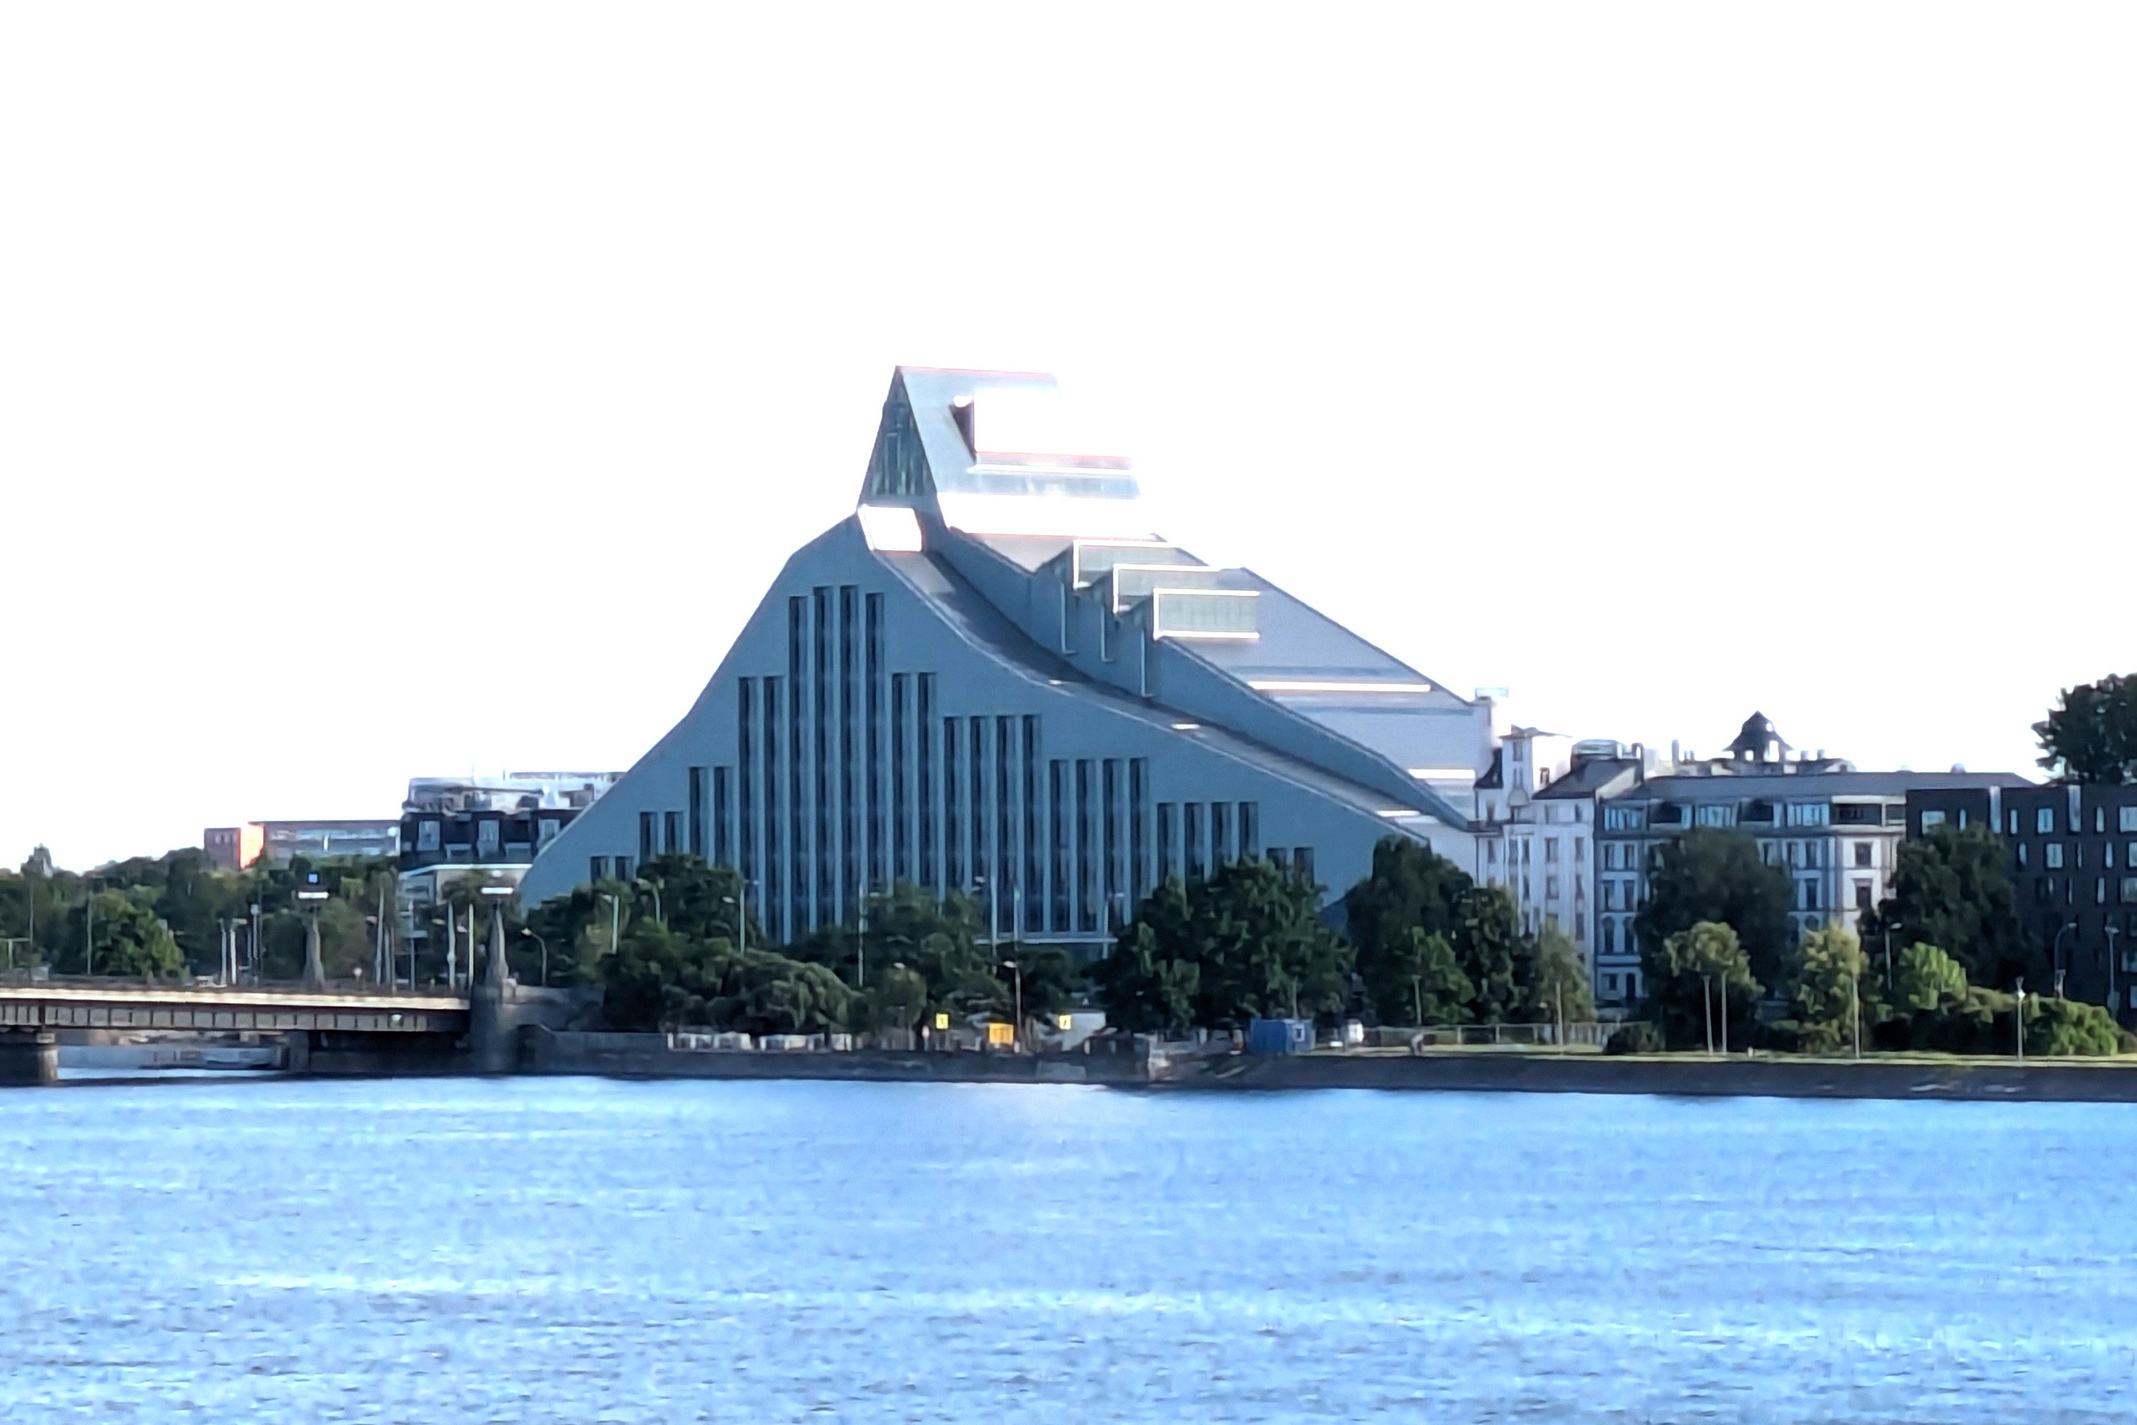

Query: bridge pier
0;1029;60;1086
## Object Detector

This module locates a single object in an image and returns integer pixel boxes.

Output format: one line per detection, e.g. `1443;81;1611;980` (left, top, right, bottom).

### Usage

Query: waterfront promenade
518;1028;2137;1103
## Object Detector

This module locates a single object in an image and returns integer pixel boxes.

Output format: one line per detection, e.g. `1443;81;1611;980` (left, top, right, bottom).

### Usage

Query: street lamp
1001;956;1024;1052
634;878;664;928
520;928;549;987
2108;923;2123;1020
2053;921;2076;998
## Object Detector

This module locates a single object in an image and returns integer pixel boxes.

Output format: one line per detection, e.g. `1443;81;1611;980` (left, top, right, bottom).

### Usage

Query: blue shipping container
1246;1018;1314;1055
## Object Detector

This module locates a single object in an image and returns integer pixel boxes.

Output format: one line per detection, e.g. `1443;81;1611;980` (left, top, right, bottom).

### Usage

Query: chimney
1671;739;1681;763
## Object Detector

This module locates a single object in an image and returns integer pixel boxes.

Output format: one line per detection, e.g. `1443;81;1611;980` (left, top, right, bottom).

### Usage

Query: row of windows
2033;876;2137;906
2015;841;2137;871
2007;805;2137;836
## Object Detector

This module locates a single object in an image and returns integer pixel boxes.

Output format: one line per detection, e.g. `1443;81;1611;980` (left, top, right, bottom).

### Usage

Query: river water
1;1076;2132;1422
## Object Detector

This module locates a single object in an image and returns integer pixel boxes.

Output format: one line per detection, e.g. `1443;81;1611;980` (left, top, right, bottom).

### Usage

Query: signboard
986;1022;1014;1047
933;1012;950;1031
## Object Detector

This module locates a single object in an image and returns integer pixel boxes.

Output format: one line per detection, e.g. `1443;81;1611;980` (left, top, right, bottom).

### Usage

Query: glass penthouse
518;368;1490;956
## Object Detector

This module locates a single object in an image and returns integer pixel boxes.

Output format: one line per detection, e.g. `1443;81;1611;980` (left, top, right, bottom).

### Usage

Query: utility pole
2107;924;2122;1021
1703;974;1714;1056
2015;977;2026;1063
1850;968;1861;1060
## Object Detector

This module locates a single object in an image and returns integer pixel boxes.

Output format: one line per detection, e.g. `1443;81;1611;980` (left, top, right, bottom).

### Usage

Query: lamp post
2053;921;2076;999
520;928;549;987
602;892;621;962
1702;973;1715;1057
2015;977;2027;1062
2108;924;2123;1020
1001;956;1023;1052
635;878;663;928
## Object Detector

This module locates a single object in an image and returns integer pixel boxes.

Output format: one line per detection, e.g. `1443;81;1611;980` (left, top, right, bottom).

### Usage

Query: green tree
2035;674;2137;784
1867;825;2034;990
1634;828;1795;990
1366;928;1473;1025
1643;920;1761;1050
2026;997;2123;1056
1782;925;1873;1054
1892;941;1970;1015
1093;862;1350;1031
1528;924;1597;1026
1344;835;1470;973
71;889;185;979
1452;884;1530;1024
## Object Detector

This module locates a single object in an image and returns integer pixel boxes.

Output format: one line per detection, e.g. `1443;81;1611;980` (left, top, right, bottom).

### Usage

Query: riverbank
522;1030;2137;1102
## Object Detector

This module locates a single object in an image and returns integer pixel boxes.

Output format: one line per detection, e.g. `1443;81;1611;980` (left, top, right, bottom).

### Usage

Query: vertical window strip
970;718;987;896
814;585;833;929
764;677;781;943
1077;759;1096;933
892;673;910;884
739;679;757;885
1130;760;1149;905
789;597;809;939
1103;759;1121;928
866;593;884;888
1157;801;1175;888
944;716;962;889
1050;759;1069;932
687;766;707;858
839;585;857;918
1023;717;1043;934
713;767;732;867
996;716;1014;941
918;675;936;890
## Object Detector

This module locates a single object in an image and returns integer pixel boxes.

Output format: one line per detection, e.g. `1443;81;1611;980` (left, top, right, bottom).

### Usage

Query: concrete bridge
0;918;572;1084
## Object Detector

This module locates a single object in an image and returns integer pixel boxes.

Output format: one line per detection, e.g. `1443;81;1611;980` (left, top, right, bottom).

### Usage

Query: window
614;855;632;882
1487;841;1499;865
1605;973;1620;995
2099;877;2110;905
2123;806;2137;834
663;811;682;858
1574;836;1585;862
1239;801;1259;861
1545;876;1560;899
476;819;499;855
1522;840;1533;866
1051;761;1070;931
1603;805;1645;831
2122;877;2137;904
1802;880;1818;911
1210;800;1230;866
1184;802;1203;883
1695;804;1733;828
417;820;441;852
1293;846;1315;888
1854;841;1873;868
1545;839;1560;864
1786;802;1830;827
2035;877;2052;905
1855;881;1873;912
2009;808;2020;835
2017;842;2030;868
1921;810;1947;833
713;768;732;867
2039;807;2057;834
590;855;610;882
537;818;560;846
1604;922;1618;956
2047;842;2065;869
1804;841;1820;870
1077;760;1096;933
688;765;707;858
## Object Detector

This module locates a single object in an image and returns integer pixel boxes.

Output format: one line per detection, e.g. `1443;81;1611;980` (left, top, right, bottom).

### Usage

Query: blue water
0;1078;2131;1422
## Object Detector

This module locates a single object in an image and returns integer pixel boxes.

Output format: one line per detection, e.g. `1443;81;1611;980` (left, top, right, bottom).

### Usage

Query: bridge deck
0;985;471;1035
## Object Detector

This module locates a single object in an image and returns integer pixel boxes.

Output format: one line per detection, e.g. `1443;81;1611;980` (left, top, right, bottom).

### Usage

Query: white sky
3;5;2132;871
